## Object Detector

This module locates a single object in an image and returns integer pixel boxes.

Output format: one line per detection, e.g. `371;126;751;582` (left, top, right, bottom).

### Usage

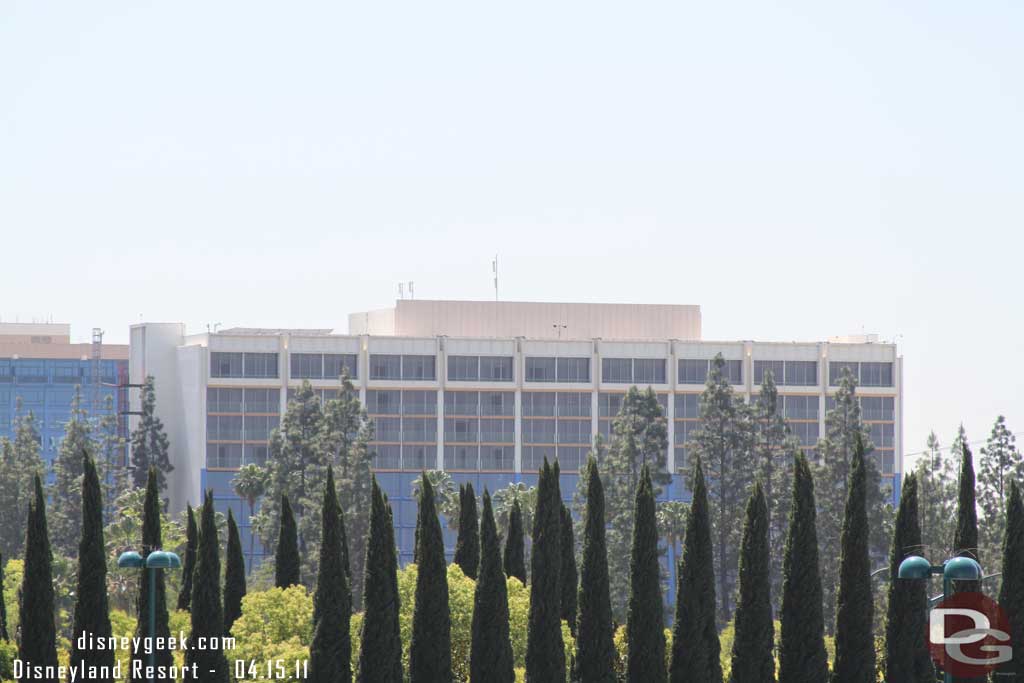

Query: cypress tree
670;456;722;683
884;473;933;683
186;491;231;683
574;457;617;683
470;490;514;683
729;481;774;683
18;475;58;682
626;464;667;683
177;504;198;611
410;473;453;682
275;494;301;588
129;468;173;683
70;454;115;682
223;508;247;635
996;480;1024;682
309;466;352;683
357;477;403;683
454;483;480;580
503;497;526;584
0;551;7;641
831;438;874;683
559;502;578;637
778;454;828;683
526;458;565;681
954;443;980;592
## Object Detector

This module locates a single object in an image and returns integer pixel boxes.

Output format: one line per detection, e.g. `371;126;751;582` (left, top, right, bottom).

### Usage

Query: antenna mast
492;254;499;301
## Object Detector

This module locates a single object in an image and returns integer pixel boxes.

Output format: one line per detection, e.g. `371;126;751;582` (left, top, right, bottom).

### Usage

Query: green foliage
996;480;1024;682
308;466;351;683
2;560;21;640
49;386;94;554
232;586;313;683
502;497;527;585
626;464;666;683
357;478;402;683
0;406;45;560
129;376;173;493
670;457;722;683
454;484;480;580
915;430;956;560
410;474;453;682
224;508;247;635
526;458;565;681
471;491;514;683
177;505;197;611
185;490;231;683
559;503;577;638
19;476;59;680
778;454;829;683
954;442;981;596
978;415;1021;567
492;482;536;542
0;554;6;642
276;494;301;588
729;482;775;683
232;464;269;575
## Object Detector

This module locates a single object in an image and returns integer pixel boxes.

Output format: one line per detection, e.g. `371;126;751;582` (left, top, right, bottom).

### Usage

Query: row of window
447;356;514;381
211;352;280;379
752;360;818;386
829;362;894;387
290;353;358;380
825;395;896;421
207;414;280;441
207;442;269;469
207;387;281;413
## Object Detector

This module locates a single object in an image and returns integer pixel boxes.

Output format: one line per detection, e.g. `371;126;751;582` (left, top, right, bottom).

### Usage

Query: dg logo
928;592;1012;677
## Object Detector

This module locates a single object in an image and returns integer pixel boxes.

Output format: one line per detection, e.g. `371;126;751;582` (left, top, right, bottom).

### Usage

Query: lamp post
119;549;182;681
897;555;983;683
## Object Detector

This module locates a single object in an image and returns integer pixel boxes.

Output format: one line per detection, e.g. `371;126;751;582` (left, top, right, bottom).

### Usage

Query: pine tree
70;454;115;682
978;416;1021;566
357;477;403;683
470;491;514;683
454;483;480;580
186;491;231;683
275;494;301;588
689;354;756;624
778;454;829;683
18;475;59;682
409;473;453;682
224;508;247;635
916;430;955;558
729;481;775;683
559;502;578;636
995;480;1024;682
526;459;565;681
128;468;174;683
177;504;198;611
0;551;7;641
309;466;352;683
503;496;527;584
573;457;617;683
831;437;874;683
0;406;45;560
50;385;94;554
669;456;722;683
129;376;173;492
883;473;934;683
626;464;667;683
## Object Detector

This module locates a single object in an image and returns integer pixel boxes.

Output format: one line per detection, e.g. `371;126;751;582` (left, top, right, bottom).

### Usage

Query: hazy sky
2;1;1022;464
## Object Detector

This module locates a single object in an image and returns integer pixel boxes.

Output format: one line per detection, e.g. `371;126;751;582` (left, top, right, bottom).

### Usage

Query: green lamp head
145;550;182;570
897;555;932;579
944;556;982;581
117;551;145;569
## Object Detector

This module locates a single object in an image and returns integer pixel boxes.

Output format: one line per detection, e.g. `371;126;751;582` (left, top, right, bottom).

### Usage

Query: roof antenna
492;254;499;301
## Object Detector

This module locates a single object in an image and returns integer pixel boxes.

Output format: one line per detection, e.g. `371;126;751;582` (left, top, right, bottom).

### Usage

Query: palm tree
492;482;538;540
657;501;688;562
412;470;459;527
232;464;270;574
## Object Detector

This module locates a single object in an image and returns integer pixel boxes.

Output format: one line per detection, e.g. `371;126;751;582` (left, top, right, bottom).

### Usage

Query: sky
1;1;1022;465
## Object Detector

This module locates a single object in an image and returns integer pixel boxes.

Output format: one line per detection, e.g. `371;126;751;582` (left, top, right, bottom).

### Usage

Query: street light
119;548;182;681
898;554;983;683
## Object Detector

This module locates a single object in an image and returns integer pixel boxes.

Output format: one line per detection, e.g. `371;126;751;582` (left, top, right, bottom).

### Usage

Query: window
244;415;278;441
402;445;435;471
244;444;269;467
402;417;436;442
557;392;590;417
208;388;243;413
674;393;701;419
244;353;279;378
211;352;244;378
15;361;47;383
480;445;514;471
789;422;820;447
207;443;242;469
861;396;894;421
556;446;587;472
557;357;590;382
782;395;818;420
675;420;699;447
633;358;666;384
522;419;556;444
366;390;401;414
244;388;279;413
480;356;514;381
785;361;817;386
207;415;242;441
290;353;322;379
479;419;514;443
369;354;402;380
556;419;591;444
678;359;708;384
447;356;479;381
880;451;895;474
444;391;479;416
753;361;784;385
722;360;743;384
522;392;556;417
445;445;479;470
599;392;624;417
444;417;478;442
860;362;893;387
480;392;514;416
375;417;402;441
375;445;401;469
402;390;437;415
323;354;358;379
522;447;554;473
402;355;436;380
869;422;895;448
829;362;859;386
526;357;556;382
53;364;81;384
602;358;632;383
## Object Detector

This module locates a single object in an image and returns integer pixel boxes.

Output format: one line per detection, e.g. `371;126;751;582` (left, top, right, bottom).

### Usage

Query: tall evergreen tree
70;454;115;683
954;442;980;563
309;466;352;683
526;459;565;681
186;491;231;683
0;551;7;641
357;477;403;683
410;473;453;683
503;496;526;584
689;354;756;624
573;457;617;683
626;464;667;683
670;456;722;683
454;483;480;580
978;415;1021;565
50;386;94;554
883;473;934;683
916;430;956;558
129;376;173;492
18;475;59;682
778;454;829;683
470;491;514;683
729;481;775;683
275;494;301;588
177;504;198;611
223;508;247;635
559;503;578;637
995;480;1024;682
831;438;874;683
128;468;174;683
0;406;45;560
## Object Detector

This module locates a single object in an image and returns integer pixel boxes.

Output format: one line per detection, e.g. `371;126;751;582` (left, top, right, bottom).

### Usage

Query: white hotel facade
129;300;902;570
